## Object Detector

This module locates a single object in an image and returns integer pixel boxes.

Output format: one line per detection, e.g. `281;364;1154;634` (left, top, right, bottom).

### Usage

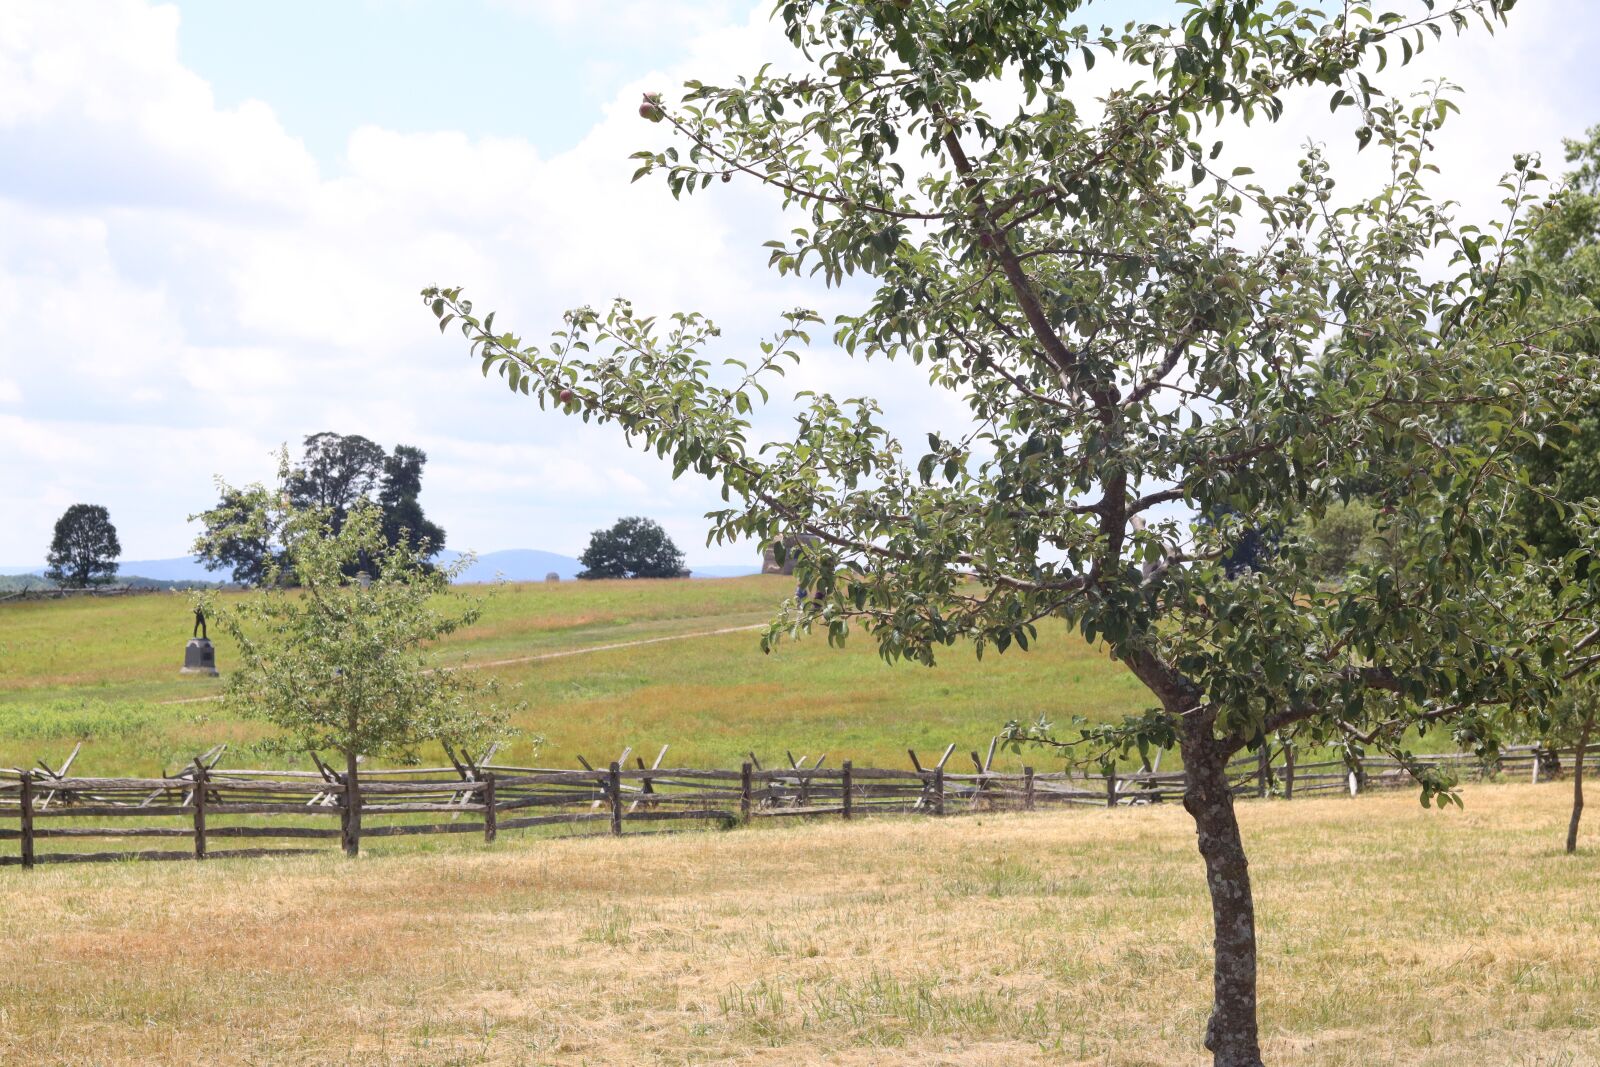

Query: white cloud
0;0;1595;566
0;1;317;212
0;0;804;563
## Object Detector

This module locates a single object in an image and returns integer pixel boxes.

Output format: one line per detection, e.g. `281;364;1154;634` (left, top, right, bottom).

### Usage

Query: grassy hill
0;576;1150;775
0;783;1594;1065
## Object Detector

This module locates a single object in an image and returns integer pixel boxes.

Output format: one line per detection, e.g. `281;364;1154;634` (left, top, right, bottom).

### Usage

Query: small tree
196;459;504;855
427;3;1594;1061
44;504;120;587
578;517;689;579
1540;682;1598;853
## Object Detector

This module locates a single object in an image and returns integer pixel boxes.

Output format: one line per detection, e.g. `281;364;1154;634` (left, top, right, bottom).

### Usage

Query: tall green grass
0;576;1153;775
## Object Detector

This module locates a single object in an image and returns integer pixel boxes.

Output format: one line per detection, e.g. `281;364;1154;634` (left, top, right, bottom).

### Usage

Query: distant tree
44;504;120;587
287;432;387;531
1297;501;1382;581
578;517;688;579
379;445;447;560
194;487;287;587
196;433;445;584
196;456;505;856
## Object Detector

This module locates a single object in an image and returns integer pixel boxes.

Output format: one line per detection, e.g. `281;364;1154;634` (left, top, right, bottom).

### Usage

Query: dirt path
461;623;764;671
158;623;765;706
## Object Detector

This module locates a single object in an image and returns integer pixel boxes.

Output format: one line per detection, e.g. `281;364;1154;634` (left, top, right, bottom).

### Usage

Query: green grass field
0;577;1151;776
6;580;1596;1065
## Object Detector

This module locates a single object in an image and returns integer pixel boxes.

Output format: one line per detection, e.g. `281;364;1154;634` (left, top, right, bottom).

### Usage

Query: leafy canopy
426;0;1593;798
578;516;691;579
1509;126;1600;565
195;432;447;585
1482;127;1600;777
195;457;504;767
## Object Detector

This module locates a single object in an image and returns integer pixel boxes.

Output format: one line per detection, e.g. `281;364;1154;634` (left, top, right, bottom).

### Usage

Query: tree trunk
343;751;362;858
1569;707;1594;855
1183;725;1266;1067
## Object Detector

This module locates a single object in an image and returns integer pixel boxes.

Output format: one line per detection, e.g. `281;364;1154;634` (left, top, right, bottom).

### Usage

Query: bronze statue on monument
181;605;218;676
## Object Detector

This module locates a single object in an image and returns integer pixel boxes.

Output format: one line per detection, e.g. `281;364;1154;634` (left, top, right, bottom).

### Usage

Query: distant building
761;534;820;576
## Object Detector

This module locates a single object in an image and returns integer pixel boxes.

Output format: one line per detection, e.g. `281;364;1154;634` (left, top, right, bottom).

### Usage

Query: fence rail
0;741;1591;869
0;585;175;604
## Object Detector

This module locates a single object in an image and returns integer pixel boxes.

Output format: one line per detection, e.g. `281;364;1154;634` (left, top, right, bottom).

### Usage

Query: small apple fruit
558;388;575;403
639;92;664;123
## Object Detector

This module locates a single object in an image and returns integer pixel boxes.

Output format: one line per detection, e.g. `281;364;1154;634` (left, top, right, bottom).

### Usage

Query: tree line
33;432;450;590
194;432;447;586
36;433;695;589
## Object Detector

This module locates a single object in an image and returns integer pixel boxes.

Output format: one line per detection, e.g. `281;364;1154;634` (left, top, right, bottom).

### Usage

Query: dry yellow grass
2;783;1597;1066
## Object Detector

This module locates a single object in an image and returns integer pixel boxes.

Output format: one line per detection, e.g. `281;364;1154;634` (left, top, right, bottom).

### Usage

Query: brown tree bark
343;751;362;858
1126;649;1267;1066
1183;719;1266;1067
1569;707;1594;855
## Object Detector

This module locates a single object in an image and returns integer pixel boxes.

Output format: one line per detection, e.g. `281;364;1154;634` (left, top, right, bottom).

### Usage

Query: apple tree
425;1;1597;1062
196;456;505;854
1503;124;1600;852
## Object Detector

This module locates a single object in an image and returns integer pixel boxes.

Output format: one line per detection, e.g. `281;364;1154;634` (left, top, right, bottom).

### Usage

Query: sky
1;0;1597;567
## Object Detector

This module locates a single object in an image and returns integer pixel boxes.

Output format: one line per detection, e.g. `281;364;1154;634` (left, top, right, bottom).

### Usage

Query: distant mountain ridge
0;557;217;582
1;550;760;584
440;549;581;583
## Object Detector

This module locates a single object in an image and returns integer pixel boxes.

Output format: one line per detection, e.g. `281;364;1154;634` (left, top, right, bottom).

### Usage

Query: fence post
192;762;208;861
1023;766;1035;811
483;773;497;844
932;766;945;816
609;762;623;836
1283;743;1295;801
841;761;852;821
740;762;753;824
19;770;34;871
1106;767;1117;809
1257;747;1269;799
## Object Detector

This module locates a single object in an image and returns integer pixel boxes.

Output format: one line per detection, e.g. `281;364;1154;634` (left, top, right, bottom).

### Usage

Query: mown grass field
0;783;1595;1065
0;576;1150;775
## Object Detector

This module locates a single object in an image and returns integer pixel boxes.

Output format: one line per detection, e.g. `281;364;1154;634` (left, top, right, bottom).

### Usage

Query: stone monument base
181;638;219;676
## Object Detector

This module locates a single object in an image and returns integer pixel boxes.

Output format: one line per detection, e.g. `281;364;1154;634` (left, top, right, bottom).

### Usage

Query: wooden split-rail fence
0;585;171;604
0;740;1589;870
